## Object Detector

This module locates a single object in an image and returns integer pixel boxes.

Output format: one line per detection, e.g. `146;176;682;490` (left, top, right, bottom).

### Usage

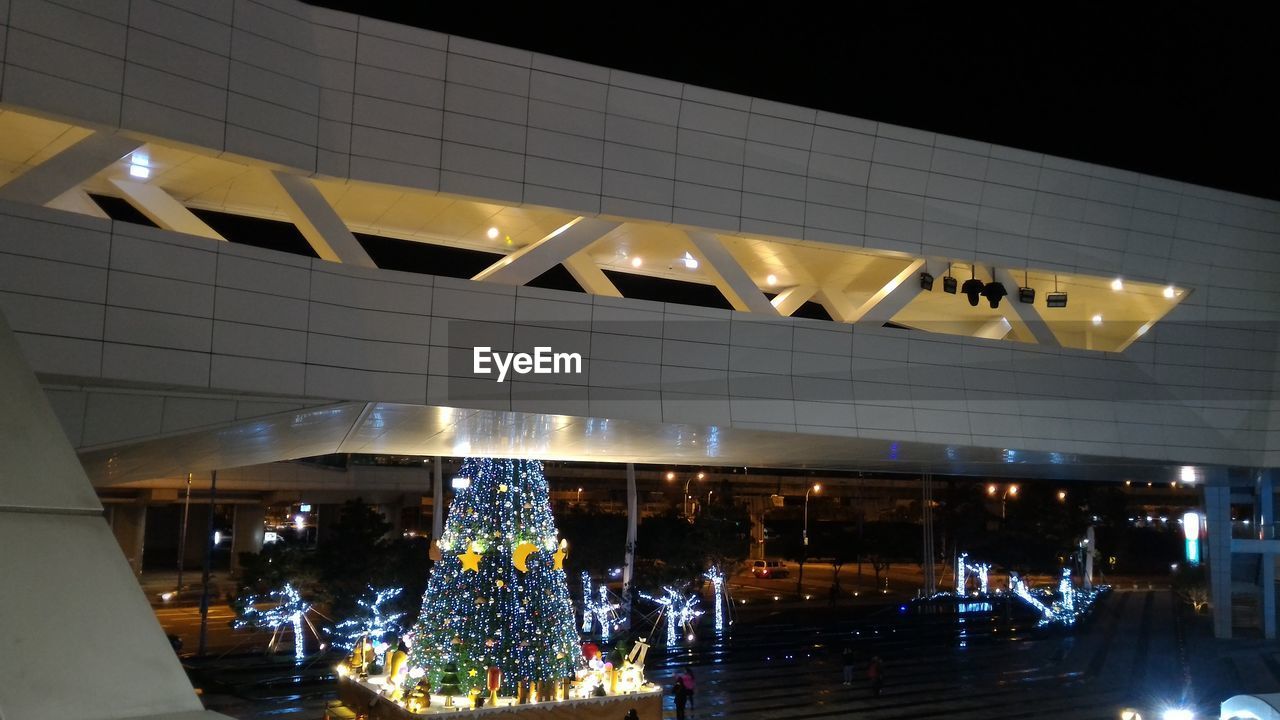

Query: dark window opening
355;233;502;279
602;270;732;310
88;193;157;228
527;264;585;294
189;208;317;258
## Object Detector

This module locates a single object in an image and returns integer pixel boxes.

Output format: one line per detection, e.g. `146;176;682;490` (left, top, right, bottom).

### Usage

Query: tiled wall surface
0;0;1277;468
0;200;1274;469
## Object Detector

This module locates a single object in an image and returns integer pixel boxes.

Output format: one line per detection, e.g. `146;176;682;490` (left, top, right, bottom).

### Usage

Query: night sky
304;3;1279;202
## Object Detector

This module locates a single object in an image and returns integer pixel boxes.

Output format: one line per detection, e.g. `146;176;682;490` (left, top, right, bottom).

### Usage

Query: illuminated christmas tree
403;458;579;696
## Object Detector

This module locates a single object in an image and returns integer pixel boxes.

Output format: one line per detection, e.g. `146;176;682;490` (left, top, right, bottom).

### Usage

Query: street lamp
993;484;1018;519
577;487;583;503
798;484;821;595
683;476;699;518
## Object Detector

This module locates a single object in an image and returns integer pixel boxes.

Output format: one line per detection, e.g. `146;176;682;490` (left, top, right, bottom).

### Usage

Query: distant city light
264;531;280;544
299;503;311;512
294;514;306;531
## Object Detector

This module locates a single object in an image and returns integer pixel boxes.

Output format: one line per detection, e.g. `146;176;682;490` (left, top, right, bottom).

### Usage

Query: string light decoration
328;586;405;651
640;586;703;647
703;567;731;634
580;572;594;633
1058;568;1075;614
402;458;579;697
234;582;311;660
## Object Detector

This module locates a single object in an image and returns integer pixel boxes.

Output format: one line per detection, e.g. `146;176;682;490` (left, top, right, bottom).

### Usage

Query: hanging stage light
961;264;984;306
981;281;1007;308
1018;270;1035;304
919;272;934;291
1045;274;1067;307
943;263;957;294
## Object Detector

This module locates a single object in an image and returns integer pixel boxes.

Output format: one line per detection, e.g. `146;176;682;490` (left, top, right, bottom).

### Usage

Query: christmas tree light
234;582;311;660
402;458;579;697
328;586;405;651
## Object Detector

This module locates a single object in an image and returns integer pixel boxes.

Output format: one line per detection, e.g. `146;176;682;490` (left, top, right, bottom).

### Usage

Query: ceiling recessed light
766;274;777;286
1163;285;1176;299
1092;314;1103;326
486;227;499;239
128;151;150;179
1111;278;1124;291
630;256;642;268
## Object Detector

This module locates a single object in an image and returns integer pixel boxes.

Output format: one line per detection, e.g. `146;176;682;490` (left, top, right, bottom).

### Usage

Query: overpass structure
0;1;1278;715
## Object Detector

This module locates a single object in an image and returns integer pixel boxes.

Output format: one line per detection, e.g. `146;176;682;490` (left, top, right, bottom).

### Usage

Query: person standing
867;656;884;697
671;668;693;720
841;645;856;685
680;667;696;708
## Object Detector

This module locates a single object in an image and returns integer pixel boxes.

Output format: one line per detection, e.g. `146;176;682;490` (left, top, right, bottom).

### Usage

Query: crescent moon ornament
512;542;538;572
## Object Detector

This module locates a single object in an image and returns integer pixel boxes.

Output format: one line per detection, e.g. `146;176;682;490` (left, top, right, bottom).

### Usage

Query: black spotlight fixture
960;264;984;306
919;271;934;291
943;263;957;294
981;280;1007;308
1018;270;1035;304
1045;274;1068;308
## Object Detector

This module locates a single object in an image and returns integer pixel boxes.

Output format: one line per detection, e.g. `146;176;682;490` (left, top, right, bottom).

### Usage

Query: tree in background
402;458;579;696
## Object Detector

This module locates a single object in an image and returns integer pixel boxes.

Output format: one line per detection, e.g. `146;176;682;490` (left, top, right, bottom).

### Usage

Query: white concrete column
0;131;142;206
622;463;637;628
271;171;376;267
1203;476;1233;639
108;179;225;240
230;504;266;574
110;501;147;576
685;230;777;314
563;253;623;297
429;457;444;561
473;218;619;285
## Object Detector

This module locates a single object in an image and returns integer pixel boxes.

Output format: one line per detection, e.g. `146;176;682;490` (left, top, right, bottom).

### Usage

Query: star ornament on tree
552;539;568;570
459;543;482;573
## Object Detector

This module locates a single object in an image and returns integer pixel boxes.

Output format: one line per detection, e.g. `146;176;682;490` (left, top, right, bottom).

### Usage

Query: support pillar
379;498;404;538
429;457;444;561
622;463;637;628
1084;525;1095;590
230;504;266;574
749;508;765;560
1203;477;1233;639
110;501;147;576
1259;471;1276;639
